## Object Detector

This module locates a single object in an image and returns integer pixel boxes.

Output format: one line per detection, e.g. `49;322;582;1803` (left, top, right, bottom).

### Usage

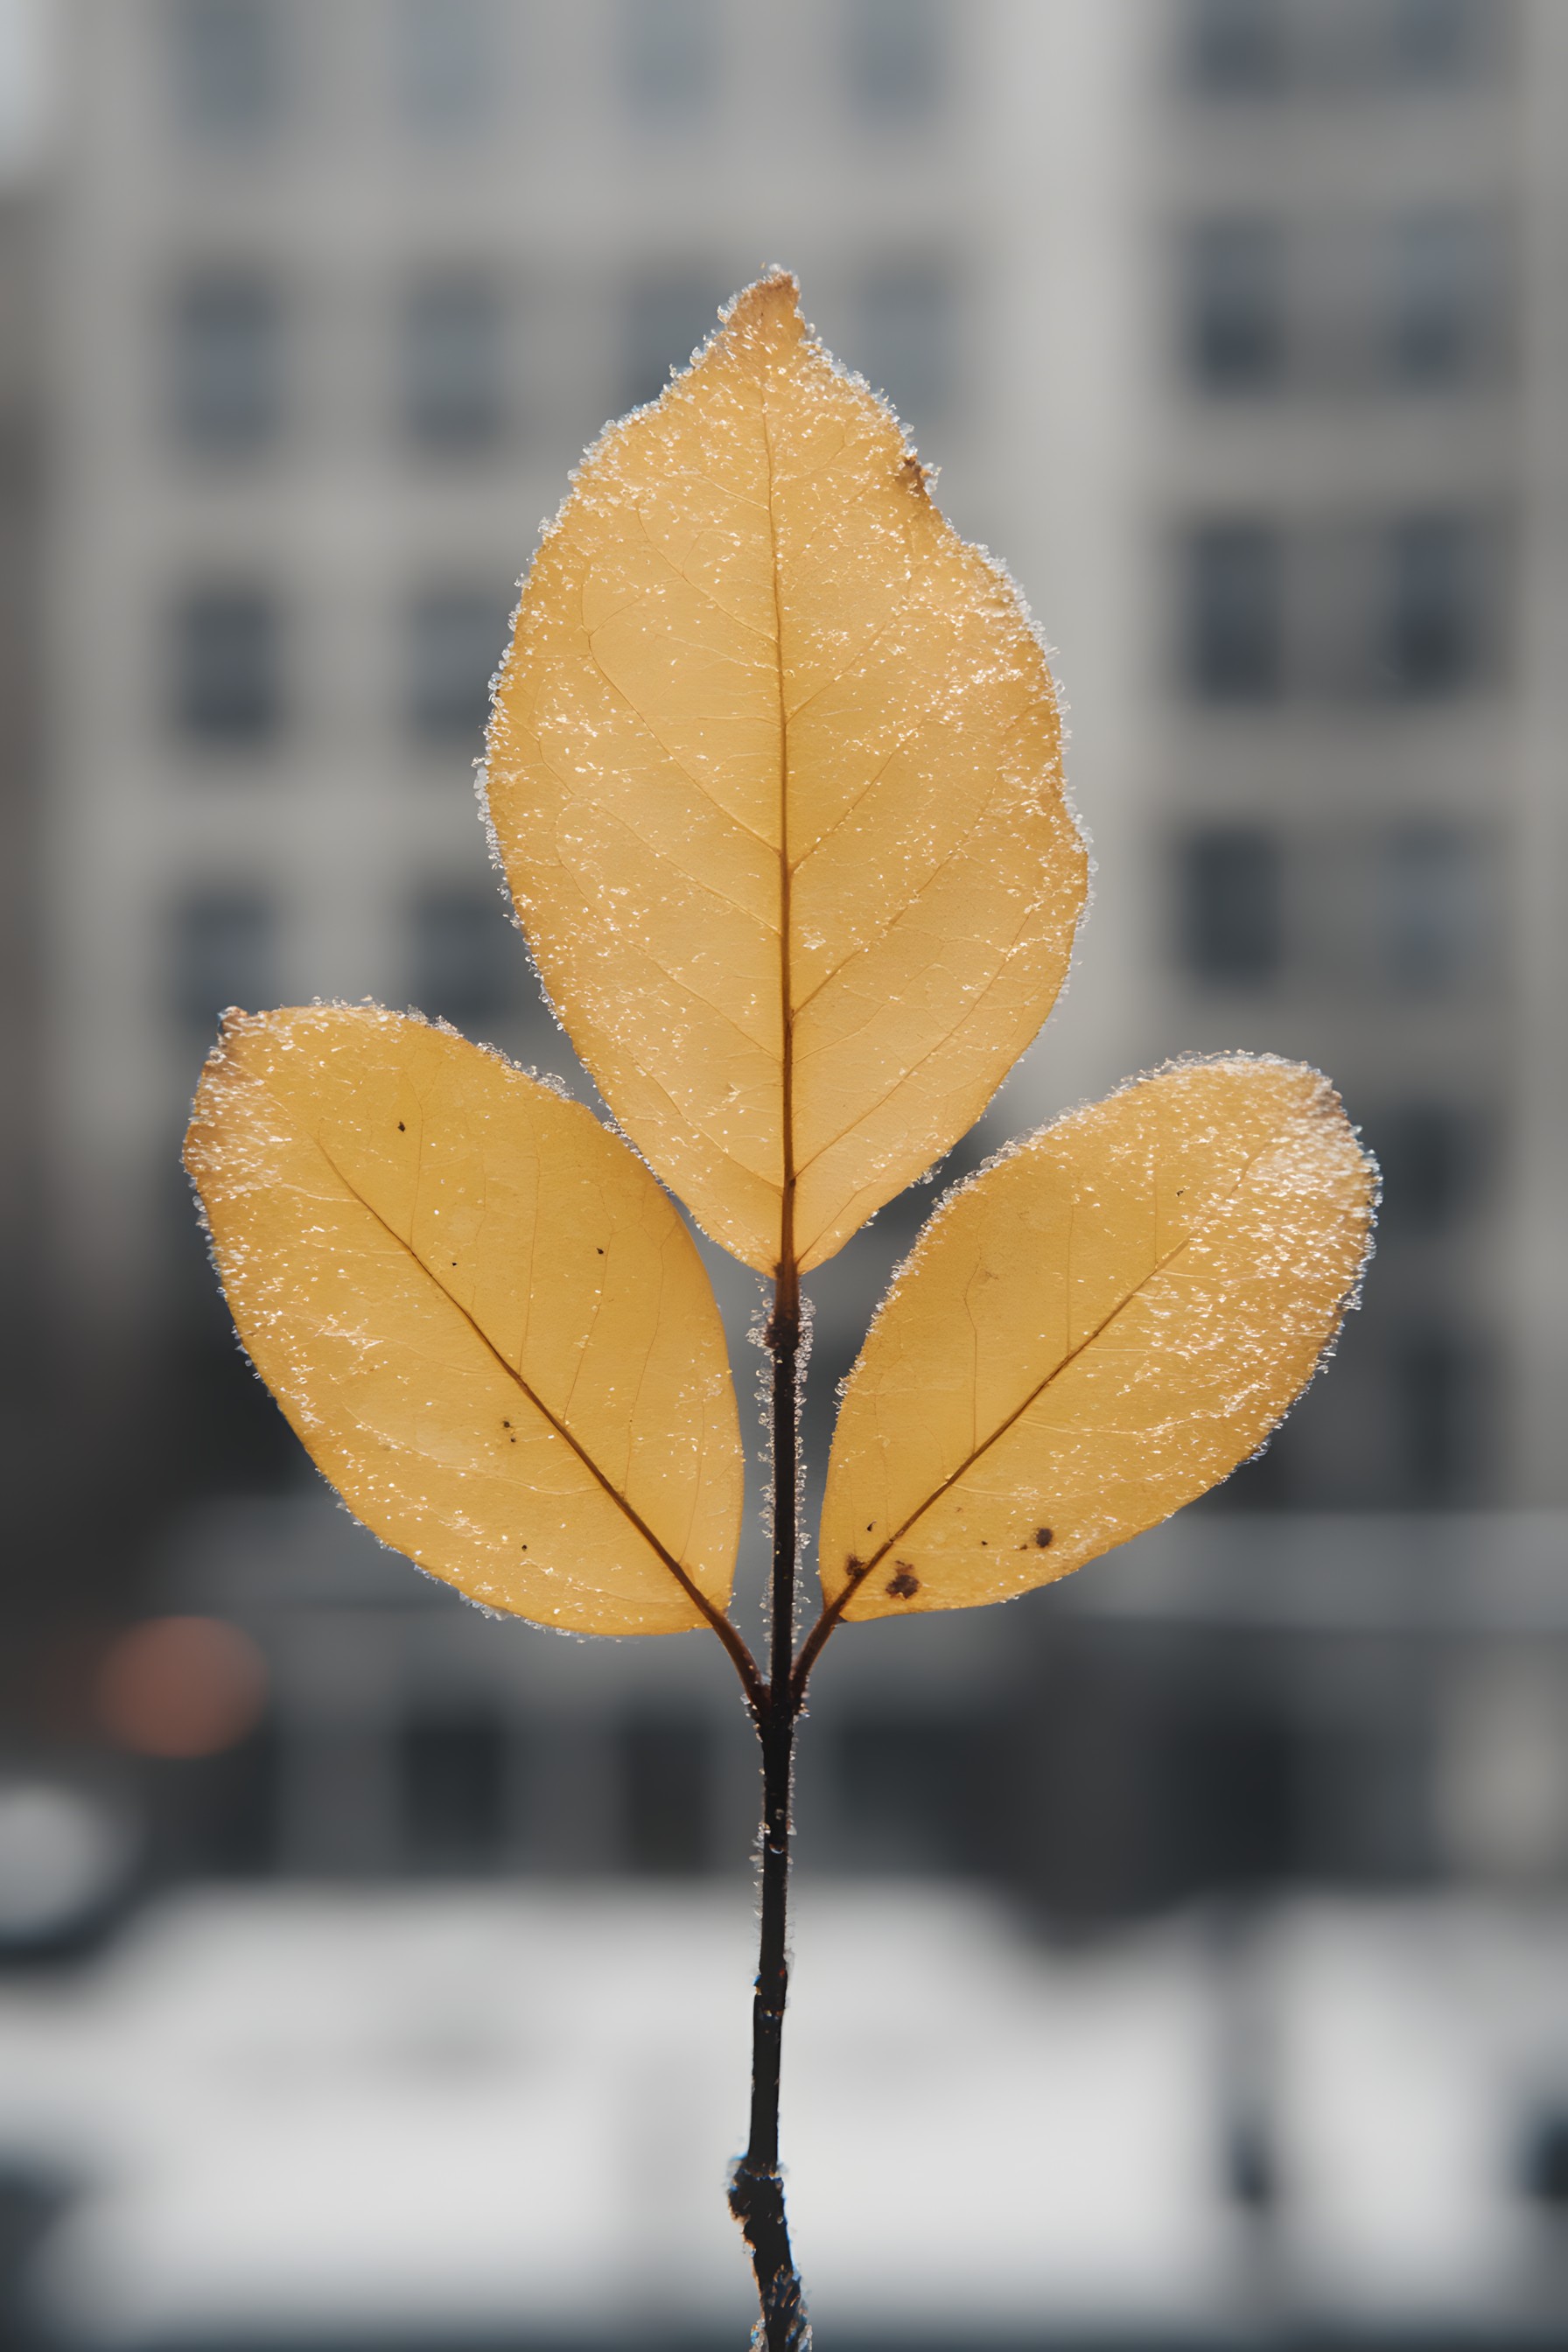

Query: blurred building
12;0;1568;2344
38;0;1568;1530
0;175;50;1686
1014;0;1568;1519
40;0;1040;1547
25;0;1568;1880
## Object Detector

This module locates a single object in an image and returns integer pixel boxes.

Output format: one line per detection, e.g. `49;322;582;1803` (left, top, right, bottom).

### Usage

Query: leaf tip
722;268;804;346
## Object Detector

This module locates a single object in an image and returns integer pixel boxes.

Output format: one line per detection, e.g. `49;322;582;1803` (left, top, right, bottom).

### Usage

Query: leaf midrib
760;368;795;1279
309;1130;724;1633
836;1124;1302;1600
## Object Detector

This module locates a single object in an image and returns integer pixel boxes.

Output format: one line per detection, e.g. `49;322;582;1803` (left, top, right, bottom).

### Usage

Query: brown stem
788;1555;873;1711
729;1265;811;2350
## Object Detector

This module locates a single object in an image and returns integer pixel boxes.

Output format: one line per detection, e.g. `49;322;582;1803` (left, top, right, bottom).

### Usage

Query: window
619;0;718;125
1187;219;1285;391
169;887;276;1031
1186;0;1287;94
1374;1101;1482;1231
1176;1706;1298;1889
1384;516;1483;696
1386;0;1483;84
1390;213;1493;386
1224;2113;1279;2212
408;883;518;1032
1376;822;1486;993
1186;524;1284;701
838;1718;989;1873
619;1719;711;1874
1180;825;1284;984
171;0;284;136
1393;1326;1485;1499
172;267;282;451
407;588;499;743
855;256;956;427
624;266;718;410
843;0;947;123
172;584;283;745
401;272;506;452
395;0;500;130
400;1713;506;1871
1520;2111;1568;2208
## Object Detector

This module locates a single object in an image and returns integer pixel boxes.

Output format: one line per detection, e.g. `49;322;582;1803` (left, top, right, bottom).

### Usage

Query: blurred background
2;0;1567;2345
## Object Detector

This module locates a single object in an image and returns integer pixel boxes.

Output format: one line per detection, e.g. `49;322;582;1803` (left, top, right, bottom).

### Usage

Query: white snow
0;1884;1558;2344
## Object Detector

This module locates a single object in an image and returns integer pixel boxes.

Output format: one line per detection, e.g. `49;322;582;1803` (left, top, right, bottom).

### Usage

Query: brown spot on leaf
1033;1527;1054;1548
397;1121;405;1132
886;1566;920;1600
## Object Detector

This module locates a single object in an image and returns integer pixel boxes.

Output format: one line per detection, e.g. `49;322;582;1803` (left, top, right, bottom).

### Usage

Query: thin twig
729;1266;811;2350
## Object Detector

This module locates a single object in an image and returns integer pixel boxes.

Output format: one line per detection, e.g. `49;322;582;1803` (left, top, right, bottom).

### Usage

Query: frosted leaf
184;1004;743;1639
820;1056;1376;1621
485;271;1087;1277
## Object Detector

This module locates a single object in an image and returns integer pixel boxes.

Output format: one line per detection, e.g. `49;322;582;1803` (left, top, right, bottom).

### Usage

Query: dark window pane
1385;518;1482;695
1223;2113;1280;2212
407;588;498;743
1373;1101;1483;1231
396;0;500;130
1391;213;1490;385
619;0;718;123
400;1714;505;1871
172;268;282;450
838;1718;989;1873
171;0;284;136
1394;1326;1486;1499
855;256;956;427
1377;822;1484;992
408;883;518;1032
624;266;718;410
173;584;283;745
1176;1707;1298;1889
619;1720;710;1874
402;273;506;451
1187;0;1287;94
170;886;276;1031
1187;218;1285;390
843;0;947;122
1180;824;1284;984
1387;0;1482;83
1186;524;1284;701
1520;2110;1568;2208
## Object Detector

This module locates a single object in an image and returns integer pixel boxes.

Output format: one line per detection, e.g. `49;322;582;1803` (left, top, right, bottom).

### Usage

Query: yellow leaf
818;1058;1375;1622
183;1005;744;1639
486;271;1086;1278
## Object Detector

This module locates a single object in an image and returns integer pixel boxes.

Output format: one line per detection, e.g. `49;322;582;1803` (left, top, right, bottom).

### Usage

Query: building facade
43;0;1049;1532
42;0;1568;1536
1004;0;1568;1514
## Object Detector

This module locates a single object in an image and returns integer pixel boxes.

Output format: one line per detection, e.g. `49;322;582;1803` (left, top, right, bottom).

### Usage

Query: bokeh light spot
98;1616;268;1760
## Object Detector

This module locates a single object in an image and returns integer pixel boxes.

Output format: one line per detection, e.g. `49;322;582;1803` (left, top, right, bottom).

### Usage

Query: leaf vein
844;1125;1302;1589
306;1129;729;1638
